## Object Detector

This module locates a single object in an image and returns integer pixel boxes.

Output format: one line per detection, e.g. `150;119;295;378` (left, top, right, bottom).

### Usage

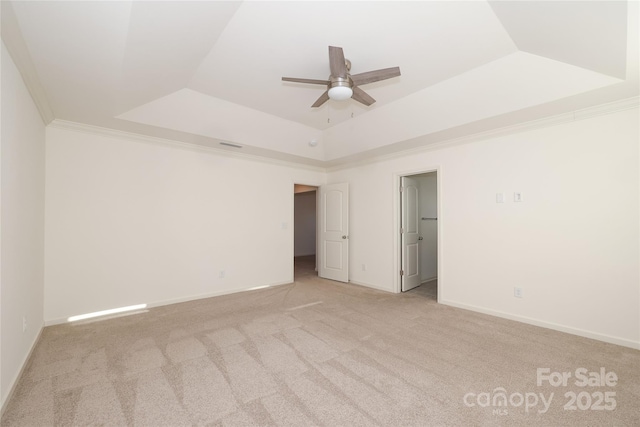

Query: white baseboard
43;281;640;350
44;280;293;326
348;279;395;293
145;280;293;310
440;298;640;350
1;324;44;416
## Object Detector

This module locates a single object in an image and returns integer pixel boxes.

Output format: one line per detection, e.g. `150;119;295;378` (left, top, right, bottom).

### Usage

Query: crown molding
48;120;327;173
325;95;639;172
572;95;638;120
50;95;637;174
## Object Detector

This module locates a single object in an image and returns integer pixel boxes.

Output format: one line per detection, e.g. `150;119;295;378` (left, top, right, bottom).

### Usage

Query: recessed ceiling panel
490;1;628;79
322;51;623;160
188;1;517;130
117;89;324;160
118;1;241;115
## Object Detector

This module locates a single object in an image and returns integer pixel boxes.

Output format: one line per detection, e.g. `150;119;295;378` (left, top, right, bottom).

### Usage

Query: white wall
329;107;639;348
1;42;45;408
294;191;316;257
416;173;437;282
44;125;324;323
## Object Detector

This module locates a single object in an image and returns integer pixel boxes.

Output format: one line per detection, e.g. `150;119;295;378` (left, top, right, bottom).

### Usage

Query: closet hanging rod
421;217;438;220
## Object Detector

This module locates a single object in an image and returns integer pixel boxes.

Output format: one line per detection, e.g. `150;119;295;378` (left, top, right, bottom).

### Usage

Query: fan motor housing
330;76;352;89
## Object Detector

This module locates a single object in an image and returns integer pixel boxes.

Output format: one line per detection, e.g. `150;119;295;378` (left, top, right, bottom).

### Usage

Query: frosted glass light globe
328;86;353;101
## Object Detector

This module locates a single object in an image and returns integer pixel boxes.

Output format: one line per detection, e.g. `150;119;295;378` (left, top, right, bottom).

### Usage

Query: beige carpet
2;256;639;426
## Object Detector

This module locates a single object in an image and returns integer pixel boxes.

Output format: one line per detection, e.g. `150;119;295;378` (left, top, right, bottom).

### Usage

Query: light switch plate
496;193;505;203
514;192;523;202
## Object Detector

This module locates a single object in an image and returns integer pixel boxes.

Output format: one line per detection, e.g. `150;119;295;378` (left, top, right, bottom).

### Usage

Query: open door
319;183;349;282
401;176;420;291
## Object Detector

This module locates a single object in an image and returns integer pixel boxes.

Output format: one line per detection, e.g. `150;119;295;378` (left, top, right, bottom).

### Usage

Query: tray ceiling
2;1;638;167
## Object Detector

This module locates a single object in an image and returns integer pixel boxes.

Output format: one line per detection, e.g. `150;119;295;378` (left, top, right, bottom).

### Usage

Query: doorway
398;171;438;299
294;184;318;279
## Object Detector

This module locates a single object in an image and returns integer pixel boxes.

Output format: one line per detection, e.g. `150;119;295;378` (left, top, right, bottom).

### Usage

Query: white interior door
401;176;421;291
319;183;349;282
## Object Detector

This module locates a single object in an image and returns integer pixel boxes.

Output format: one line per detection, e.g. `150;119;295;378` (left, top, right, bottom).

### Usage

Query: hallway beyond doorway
294;255;317;280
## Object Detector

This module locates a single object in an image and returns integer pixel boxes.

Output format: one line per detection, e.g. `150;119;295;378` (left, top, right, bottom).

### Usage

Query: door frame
291;181;322;281
393;167;442;301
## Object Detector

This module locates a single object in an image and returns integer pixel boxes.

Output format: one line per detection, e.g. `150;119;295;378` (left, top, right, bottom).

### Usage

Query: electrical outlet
219;270;225;279
22;315;27;332
514;287;523;298
362;264;367;271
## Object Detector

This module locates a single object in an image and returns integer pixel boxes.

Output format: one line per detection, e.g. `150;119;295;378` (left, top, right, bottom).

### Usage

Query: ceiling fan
282;46;401;108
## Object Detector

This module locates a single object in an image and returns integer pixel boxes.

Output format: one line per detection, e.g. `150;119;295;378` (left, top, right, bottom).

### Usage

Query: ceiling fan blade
311;91;330;108
282;77;330;85
351;66;401;86
328;46;348;78
351;87;376;106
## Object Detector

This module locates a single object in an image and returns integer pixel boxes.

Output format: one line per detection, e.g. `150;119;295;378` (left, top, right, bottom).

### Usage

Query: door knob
342;235;348;239
418;236;424;240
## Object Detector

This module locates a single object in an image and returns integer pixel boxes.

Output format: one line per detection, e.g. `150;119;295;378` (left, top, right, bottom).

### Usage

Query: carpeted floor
2;256;638;426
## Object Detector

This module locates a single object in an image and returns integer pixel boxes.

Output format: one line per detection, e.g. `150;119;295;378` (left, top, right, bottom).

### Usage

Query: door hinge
400;270;404;276
399;186;403;193
400;227;404;233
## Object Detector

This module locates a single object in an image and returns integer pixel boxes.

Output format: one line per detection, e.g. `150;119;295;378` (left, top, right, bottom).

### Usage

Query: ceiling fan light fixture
328;76;353;101
283;46;400;107
328;86;353;101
